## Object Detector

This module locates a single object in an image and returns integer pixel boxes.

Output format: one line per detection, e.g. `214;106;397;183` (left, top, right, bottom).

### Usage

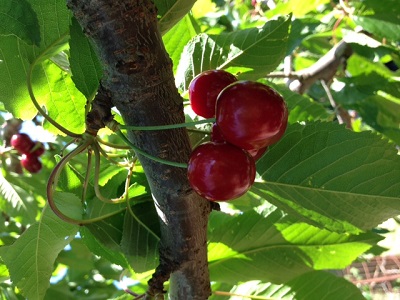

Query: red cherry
216;81;288;150
210;123;225;143
189;70;237;118
30;142;45;157
10;133;35;154
21;154;42;173
247;146;268;161
188;142;256;201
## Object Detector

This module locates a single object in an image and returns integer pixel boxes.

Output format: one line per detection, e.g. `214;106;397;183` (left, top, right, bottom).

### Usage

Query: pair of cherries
10;133;44;173
187;70;288;201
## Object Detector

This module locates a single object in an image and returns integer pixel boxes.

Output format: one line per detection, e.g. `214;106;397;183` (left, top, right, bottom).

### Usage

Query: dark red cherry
189;70;237;118
10;133;34;154
21;154;42;173
216;81;288;150
187;142;256;201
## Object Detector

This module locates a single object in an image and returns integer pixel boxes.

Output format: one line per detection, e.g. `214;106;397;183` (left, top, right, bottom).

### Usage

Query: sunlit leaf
176;15;291;90
208;209;379;284
154;0;197;35
69;17;102;100
254;121;400;233
0;195;81;300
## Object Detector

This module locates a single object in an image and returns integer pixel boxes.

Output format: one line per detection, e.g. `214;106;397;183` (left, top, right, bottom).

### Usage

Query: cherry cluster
10;133;45;173
187;70;288;202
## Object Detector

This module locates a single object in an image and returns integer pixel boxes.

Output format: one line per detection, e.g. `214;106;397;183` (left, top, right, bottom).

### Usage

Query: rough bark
67;1;212;299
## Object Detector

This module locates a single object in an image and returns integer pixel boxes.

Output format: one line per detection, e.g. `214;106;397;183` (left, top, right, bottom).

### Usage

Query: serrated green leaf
69;17;102;100
176;15;291;91
0;195;80;300
80;226;129;268
210;271;366;300
163;14;198;75
85;209;125;251
154;0;197;35
208;209;378;284
353;14;400;42
285;271;366;300
0;0;40;46
334;54;400;143
121;201;160;273
0;172;37;223
0;1;86;135
265;0;330;18
253;122;400;233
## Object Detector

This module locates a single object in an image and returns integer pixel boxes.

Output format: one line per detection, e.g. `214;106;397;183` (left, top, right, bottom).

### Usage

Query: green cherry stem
27;61;81;138
81;149;93;204
92;143;128;203
96;136;132;150
47;140;92;225
125;165;160;242
114;129;188;168
118;118;215;131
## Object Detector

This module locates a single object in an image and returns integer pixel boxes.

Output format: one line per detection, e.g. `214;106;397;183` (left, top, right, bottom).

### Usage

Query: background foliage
0;0;399;299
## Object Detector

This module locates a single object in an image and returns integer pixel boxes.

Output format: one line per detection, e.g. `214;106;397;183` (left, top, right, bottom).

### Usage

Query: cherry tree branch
268;40;353;94
67;1;212;299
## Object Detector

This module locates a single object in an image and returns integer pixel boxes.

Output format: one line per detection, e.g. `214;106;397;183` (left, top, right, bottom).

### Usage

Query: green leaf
176;15;291;91
163;14;198;75
0;1;86;135
80;226;129;268
353;14;400;42
0;0;40;46
69;17;102;100
0;198;80;300
253;122;400;233
285;271;366;300
208;209;378;284
265;81;333;123
154;0;197;35
265;0;330;18
334;54;400;143
210;271;366;300
121;201;160;273
0;172;37;224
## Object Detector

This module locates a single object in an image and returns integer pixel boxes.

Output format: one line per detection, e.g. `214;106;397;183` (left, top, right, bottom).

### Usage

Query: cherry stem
96;136;132;149
82;150;93;203
125;165;160;242
119;118;215;131
47;139;93;225
47;137;129;225
113;129;188;169
27;38;82;138
92;143;131;203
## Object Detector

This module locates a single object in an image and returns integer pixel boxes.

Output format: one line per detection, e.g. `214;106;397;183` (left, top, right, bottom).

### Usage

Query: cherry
210;123;225;143
189;70;237;118
247;146;268;161
21;154;42;173
30;142;45;157
10;133;35;154
188;142;256;201
216;81;288;150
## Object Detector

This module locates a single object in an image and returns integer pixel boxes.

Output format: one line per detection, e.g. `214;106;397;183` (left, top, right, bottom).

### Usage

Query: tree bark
67;1;212;299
